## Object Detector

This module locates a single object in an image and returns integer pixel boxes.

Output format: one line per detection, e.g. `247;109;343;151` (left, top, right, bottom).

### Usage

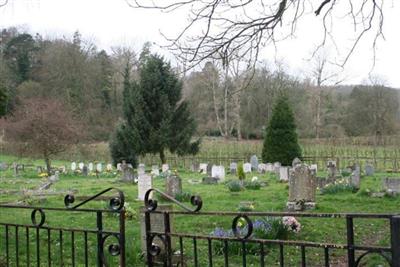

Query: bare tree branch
129;0;388;70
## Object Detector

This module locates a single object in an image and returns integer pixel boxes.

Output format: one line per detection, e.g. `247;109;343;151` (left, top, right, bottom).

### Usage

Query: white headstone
78;162;84;170
88;162;94;172
106;163;113;171
71;162;77;171
199;163;208;174
117;163;122;171
266;163;274;172
138;163;146;175
274;162;281;172
257;163;267;173
151;165;160;176
96;163;102;173
279;167;289;181
162;164;169;173
243;163;252;173
310;164;318;173
211;165;225;181
138;174;153;201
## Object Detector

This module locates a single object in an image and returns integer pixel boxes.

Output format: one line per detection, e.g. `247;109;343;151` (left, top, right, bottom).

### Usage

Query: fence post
96;211;104;267
119;210;126;267
145;211;153;267
164;212;173;267
391;216;400;267
346;216;355;266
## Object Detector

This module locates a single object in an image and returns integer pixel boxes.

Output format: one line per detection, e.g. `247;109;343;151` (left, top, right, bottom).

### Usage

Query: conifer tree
110;53;200;165
262;95;301;165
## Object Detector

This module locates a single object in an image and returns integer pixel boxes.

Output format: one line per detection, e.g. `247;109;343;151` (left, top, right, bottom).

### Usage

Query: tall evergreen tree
110;53;200;165
262;95;301;165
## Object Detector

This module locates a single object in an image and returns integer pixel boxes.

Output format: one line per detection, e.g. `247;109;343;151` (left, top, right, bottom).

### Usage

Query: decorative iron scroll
144;188;202;212
355;250;391;267
64;187;125;211
31;208;46;227
232;214;253;240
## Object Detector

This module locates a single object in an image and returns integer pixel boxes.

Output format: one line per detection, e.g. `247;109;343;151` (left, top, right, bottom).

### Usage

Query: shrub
320;181;358;194
244;181;261;190
227;180;243;192
237;164;246;181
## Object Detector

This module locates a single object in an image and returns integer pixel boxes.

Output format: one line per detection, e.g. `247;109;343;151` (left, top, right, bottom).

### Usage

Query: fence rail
144;189;400;267
0;188;126;267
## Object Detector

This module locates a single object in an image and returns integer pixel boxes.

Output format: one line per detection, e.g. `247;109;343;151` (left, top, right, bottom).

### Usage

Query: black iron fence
0;188;126;267
144;189;400;267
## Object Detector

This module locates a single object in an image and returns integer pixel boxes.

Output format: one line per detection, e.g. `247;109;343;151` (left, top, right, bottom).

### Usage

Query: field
1;153;399;266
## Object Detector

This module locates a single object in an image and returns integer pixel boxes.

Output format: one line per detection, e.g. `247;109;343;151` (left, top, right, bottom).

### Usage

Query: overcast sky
1;0;399;87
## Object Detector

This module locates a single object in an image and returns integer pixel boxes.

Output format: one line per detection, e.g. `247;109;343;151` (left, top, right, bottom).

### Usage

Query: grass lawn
0;155;399;266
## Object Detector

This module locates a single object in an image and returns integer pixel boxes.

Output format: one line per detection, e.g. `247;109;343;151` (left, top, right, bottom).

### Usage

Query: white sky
0;0;399;87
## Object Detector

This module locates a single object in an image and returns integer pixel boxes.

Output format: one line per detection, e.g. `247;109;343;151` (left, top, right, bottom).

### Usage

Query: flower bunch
282;216;301;233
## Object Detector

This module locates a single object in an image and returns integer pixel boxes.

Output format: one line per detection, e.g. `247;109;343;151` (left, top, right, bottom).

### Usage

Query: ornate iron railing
144;188;400;267
0;187;125;267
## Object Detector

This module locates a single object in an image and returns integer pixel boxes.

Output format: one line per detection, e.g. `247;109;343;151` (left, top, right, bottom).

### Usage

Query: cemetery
1;1;400;266
1;152;400;266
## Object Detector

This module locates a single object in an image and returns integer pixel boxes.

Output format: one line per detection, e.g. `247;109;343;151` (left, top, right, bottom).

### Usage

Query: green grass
0;162;398;266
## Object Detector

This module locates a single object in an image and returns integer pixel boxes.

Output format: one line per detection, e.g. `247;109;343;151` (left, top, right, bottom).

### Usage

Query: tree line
0;27;399;143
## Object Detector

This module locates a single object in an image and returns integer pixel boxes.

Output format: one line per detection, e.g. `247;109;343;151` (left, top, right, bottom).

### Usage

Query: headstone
257;163;267;174
71;162;76;171
274;162;281;173
199;163;208;174
310;164;318;173
78;162;84;170
327;160;337;179
117;163;122;171
138;163;146;175
96;163;102;173
36;166;43;174
88;162;94;172
365;164;375;176
162;164;169;173
279;167;289;181
0;162;8;171
292;158;302;168
82;166;88;176
12;162;19;177
190;163;200;172
265;163;274;172
350;164;361;188
250;155;259;171
49;171;59;182
229;162;238;175
211;165;225;181
287;163;316;211
243;163;252;173
151;165;160;176
206;164;212;176
383;177;400;195
165;175;182;198
140;204;174;256
138;174;153;201
106;163;113;172
60;165;66;173
121;161;135;182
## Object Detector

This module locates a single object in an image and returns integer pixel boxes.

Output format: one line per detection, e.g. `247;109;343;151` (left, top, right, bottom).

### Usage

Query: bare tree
1;98;83;174
129;0;386;68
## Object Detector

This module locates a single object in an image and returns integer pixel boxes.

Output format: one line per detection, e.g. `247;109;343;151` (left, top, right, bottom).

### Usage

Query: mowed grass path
1;161;400;266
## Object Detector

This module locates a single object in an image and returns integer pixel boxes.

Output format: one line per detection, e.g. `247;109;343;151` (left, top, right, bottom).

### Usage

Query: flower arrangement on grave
38;172;48;178
211;216;301;255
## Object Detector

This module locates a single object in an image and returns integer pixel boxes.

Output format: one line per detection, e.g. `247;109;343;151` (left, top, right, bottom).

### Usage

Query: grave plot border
144;188;400;267
0;187;126;267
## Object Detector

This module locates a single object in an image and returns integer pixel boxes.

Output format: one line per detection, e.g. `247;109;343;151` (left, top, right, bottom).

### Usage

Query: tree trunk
45;156;51;176
159;150;166;164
